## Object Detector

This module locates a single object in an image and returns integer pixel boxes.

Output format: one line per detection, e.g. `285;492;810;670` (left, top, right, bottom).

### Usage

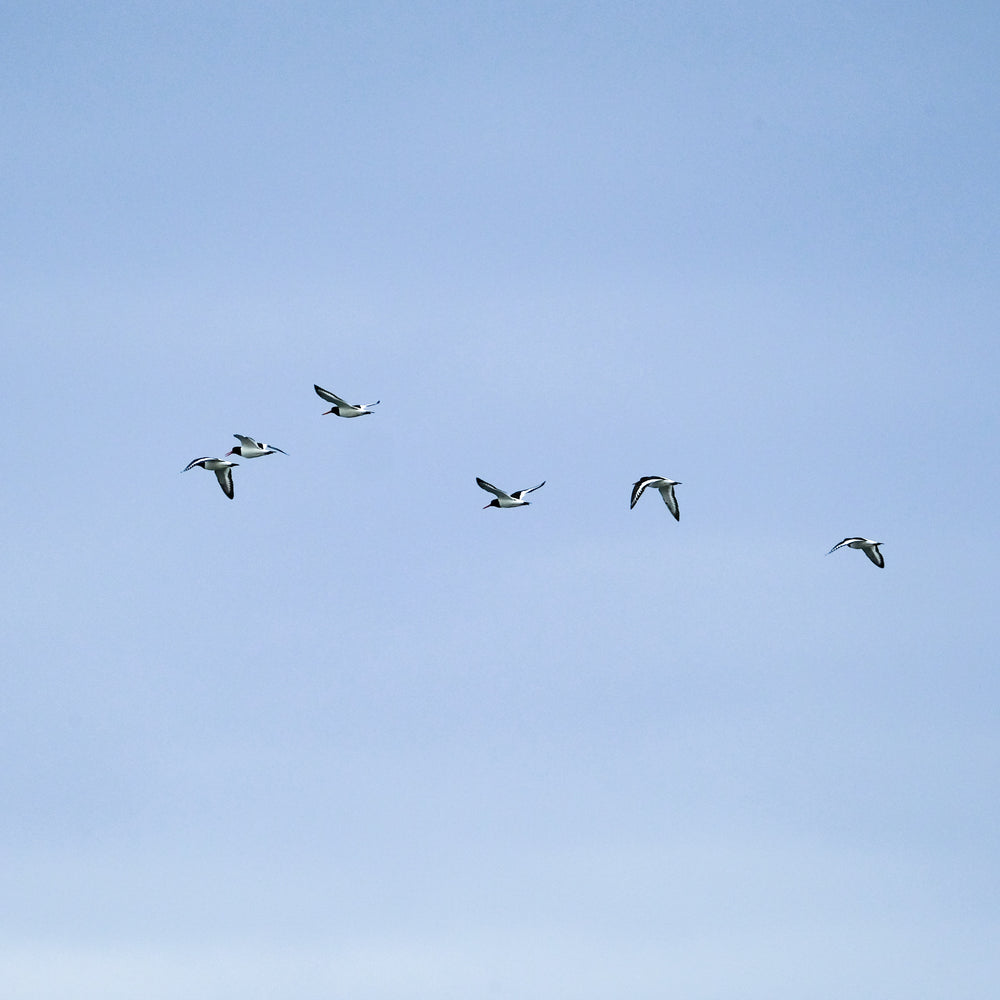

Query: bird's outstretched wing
511;481;545;500
658;483;680;521
314;384;349;407
214;466;235;499
864;545;885;568
476;477;511;500
630;477;659;509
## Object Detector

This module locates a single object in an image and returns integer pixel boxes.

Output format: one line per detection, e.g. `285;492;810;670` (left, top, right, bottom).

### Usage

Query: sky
2;2;999;997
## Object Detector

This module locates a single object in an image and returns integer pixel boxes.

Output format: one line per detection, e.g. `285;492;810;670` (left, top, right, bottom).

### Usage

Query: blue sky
3;3;999;998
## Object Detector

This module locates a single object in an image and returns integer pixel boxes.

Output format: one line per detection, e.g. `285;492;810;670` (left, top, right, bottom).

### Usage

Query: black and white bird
476;477;545;509
630;476;681;520
182;457;239;499
314;384;380;418
827;537;885;568
226;434;287;459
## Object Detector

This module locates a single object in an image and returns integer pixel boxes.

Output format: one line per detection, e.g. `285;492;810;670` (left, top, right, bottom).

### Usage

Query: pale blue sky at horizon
3;3;999;998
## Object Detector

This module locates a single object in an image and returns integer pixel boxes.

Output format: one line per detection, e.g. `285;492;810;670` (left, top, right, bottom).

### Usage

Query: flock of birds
183;383;886;569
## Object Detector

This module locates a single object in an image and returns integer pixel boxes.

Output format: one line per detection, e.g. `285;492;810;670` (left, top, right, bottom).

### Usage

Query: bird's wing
233;434;255;447
182;457;210;472
511;481;545;500
314;384;349;407
659;483;680;520
864;545;885;568
827;538;852;555
476;478;510;499
269;445;288;455
215;466;235;499
630;478;655;509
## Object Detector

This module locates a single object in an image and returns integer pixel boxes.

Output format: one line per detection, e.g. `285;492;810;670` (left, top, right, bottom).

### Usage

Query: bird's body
182;457;239;499
314;384;380;417
630;476;681;520
476;477;545;509
226;434;287;459
827;537;885;568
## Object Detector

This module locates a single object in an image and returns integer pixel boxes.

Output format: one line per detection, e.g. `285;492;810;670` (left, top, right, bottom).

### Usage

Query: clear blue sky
3;4;999;998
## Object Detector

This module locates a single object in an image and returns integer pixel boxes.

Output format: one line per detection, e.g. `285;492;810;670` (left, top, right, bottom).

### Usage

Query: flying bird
182;457;239;499
827;537;885;568
630;476;681;520
476;477;546;509
314;384;380;417
226;434;287;459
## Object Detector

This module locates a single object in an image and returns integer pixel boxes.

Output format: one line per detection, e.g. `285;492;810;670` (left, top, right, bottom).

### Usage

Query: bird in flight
630;476;681;520
476;477;546;509
226;434;288;459
182;457;239;499
827;537;885;568
314;384;380;417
